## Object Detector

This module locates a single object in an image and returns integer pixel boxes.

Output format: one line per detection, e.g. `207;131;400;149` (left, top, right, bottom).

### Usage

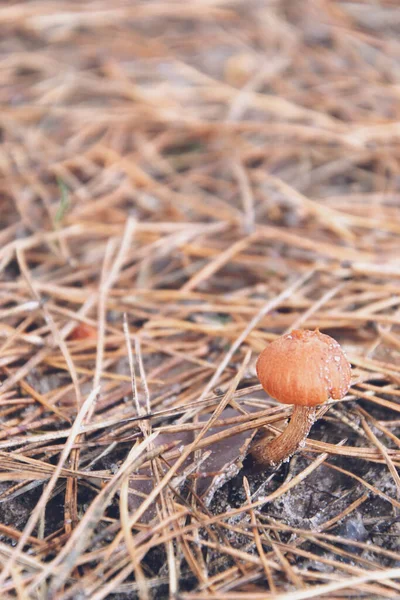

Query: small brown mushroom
251;329;351;466
68;322;97;341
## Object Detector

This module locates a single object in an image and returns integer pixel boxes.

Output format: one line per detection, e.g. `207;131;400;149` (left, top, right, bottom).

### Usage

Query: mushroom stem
251;405;317;466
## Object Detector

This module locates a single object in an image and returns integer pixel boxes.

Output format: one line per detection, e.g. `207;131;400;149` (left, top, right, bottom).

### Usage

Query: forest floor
0;1;400;599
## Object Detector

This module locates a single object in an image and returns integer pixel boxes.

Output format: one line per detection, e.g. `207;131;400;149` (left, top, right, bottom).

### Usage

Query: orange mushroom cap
256;329;351;407
68;322;97;341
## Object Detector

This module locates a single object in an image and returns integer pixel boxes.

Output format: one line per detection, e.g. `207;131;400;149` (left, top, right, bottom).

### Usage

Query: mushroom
251;329;351;466
68;322;97;341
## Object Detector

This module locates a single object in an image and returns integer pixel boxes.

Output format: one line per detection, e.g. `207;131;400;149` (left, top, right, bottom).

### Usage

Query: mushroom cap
256;329;351;407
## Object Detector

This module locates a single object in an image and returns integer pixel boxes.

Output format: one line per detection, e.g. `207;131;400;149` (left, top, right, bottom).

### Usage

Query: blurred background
1;2;400;599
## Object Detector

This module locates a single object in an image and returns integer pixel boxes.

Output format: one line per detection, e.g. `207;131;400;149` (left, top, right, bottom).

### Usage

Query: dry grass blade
0;386;100;587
